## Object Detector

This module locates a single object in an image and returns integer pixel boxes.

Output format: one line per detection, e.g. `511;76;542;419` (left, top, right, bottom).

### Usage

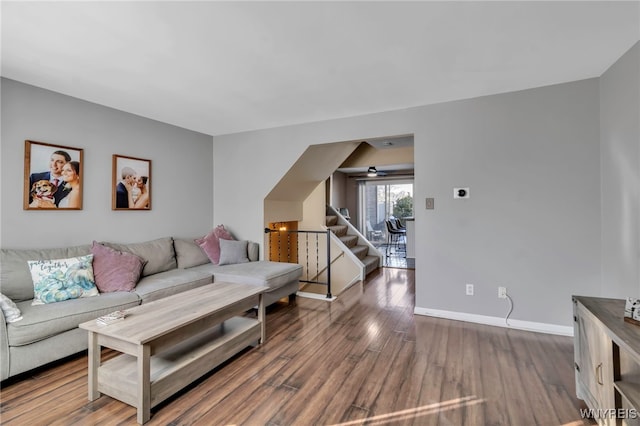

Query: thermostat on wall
453;188;470;198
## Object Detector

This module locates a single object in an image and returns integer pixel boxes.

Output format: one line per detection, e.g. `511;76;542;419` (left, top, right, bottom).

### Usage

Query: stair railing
265;228;332;299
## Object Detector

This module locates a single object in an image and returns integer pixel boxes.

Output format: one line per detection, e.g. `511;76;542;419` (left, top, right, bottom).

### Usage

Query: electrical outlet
498;287;507;299
466;284;474;296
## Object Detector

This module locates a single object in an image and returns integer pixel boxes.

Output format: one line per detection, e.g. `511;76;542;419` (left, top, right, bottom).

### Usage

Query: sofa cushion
28;254;99;305
1;245;91;302
91;242;146;292
103;237;176;277
218;240;250;266
173;238;211;269
133;268;213;303
8;292;140;347
191;261;302;291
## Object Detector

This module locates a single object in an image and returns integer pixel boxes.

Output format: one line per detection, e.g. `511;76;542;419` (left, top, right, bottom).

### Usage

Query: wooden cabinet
574;296;640;426
574;299;615;423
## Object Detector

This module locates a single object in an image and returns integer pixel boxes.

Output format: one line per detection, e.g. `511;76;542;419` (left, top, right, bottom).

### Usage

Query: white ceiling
2;1;639;137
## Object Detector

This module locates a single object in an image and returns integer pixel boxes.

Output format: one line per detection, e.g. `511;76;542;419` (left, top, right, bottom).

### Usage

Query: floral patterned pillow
27;254;99;305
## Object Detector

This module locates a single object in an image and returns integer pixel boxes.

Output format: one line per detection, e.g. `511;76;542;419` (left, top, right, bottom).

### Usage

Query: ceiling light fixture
367;166;377;177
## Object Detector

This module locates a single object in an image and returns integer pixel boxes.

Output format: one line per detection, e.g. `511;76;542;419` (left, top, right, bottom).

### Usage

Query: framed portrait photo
24;140;84;210
112;154;152;210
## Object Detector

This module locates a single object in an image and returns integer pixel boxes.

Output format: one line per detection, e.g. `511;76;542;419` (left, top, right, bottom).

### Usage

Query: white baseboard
414;306;573;336
296;291;337;301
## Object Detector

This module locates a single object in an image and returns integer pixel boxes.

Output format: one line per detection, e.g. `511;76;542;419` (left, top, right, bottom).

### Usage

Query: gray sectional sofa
0;236;302;381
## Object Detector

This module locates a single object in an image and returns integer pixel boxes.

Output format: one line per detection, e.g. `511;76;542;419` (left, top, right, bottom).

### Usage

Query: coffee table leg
258;293;266;344
137;344;151;424
87;331;100;401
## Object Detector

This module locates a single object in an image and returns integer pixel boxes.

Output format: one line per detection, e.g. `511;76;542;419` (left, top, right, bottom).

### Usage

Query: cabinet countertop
573;295;640;360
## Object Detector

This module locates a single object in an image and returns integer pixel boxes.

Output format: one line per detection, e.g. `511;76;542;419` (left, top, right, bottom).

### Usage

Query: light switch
426;198;434;209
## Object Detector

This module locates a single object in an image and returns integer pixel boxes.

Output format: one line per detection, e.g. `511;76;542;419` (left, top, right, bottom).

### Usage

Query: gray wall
1;79;214;249
214;78;602;327
416;79;601;325
600;41;640;297
330;171;347;210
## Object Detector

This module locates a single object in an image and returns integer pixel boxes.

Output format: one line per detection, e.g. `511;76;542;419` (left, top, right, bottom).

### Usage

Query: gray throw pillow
218;239;250;266
102;237;176;277
174;238;211;269
247;241;259;262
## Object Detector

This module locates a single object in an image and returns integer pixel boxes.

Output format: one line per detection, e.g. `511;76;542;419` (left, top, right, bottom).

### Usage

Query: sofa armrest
0;309;9;381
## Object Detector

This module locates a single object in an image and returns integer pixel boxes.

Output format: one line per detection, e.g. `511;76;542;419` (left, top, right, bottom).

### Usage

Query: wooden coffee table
79;282;268;424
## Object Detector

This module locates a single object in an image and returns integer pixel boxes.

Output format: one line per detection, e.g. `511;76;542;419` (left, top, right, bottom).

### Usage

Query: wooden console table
573;296;640;425
79;282;267;424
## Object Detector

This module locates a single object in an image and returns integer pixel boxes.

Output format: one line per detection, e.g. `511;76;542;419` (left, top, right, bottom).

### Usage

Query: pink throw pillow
91;241;146;292
196;225;234;264
214;224;233;241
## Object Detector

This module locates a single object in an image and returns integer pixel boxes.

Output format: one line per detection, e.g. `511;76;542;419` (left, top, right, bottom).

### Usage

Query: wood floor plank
266;332;362;424
477;327;511;426
236;384;298;425
0;357;85;406
3;376;87;425
436;320;466;426
54;397;136;426
179;356;293;425
459;322;485;426
390;316;437;426
508;330;562;425
314;349;380;425
350;329;405;412
523;331;593;425
367;336;415;419
0;268;595;425
414;316;454;426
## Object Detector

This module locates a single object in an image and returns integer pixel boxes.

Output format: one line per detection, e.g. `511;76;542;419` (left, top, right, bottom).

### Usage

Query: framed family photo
112;154;152;210
24;140;84;210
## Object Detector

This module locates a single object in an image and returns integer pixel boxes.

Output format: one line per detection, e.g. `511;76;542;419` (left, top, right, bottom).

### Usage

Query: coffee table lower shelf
97;316;260;412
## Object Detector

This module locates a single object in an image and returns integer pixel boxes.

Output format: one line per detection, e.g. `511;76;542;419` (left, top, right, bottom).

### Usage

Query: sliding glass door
358;179;413;247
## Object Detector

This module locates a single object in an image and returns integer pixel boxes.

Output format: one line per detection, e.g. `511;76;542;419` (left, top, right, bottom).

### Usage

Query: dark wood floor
1;268;592;425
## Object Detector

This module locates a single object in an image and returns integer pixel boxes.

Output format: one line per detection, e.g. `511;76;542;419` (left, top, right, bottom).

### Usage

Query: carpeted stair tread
325;215;338;226
350;245;369;260
339;235;358;248
363;256;380;275
327;225;348;237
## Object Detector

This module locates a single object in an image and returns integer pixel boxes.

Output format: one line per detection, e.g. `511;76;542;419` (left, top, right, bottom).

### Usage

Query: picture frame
112;154;152;210
24;140;84;210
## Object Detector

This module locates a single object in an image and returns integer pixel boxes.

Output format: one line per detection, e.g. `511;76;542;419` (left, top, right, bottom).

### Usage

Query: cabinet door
575;302;615;424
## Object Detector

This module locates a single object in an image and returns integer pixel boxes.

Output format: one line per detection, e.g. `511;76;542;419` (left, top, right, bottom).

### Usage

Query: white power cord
505;293;514;326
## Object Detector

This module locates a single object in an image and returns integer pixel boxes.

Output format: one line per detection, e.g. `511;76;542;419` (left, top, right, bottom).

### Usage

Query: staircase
325;214;380;276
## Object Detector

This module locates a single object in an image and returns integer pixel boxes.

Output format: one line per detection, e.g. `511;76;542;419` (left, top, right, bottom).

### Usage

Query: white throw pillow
0;293;22;323
27;254;99;305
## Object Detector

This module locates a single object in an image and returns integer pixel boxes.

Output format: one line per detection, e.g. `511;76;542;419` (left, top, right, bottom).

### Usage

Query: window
359;179;413;245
